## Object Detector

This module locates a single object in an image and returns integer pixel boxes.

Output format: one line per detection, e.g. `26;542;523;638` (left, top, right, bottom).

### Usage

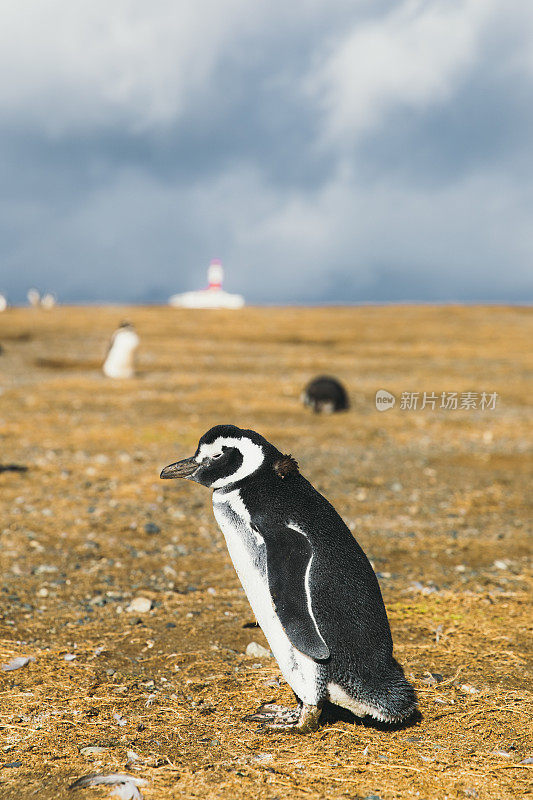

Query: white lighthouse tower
168;259;244;309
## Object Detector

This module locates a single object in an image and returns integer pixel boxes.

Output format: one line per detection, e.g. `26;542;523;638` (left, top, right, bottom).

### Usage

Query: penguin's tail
337;663;418;724
364;670;418;723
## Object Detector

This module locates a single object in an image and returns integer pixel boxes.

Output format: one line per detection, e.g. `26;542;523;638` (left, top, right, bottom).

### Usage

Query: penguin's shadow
319;701;422;731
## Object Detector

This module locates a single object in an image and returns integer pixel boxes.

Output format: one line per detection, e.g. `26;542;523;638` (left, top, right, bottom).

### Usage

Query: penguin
0;294;7;312
27;288;41;308
160;424;416;733
302;376;349;414
102;321;139;379
40;292;57;310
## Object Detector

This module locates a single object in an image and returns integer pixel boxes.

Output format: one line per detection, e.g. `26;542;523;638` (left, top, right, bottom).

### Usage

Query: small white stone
63;653;77;661
253;753;273;763
460;683;479;694
1;656;33;671
80;746;107;756
493;560;508;570
126;597;152;614
245;642;272;658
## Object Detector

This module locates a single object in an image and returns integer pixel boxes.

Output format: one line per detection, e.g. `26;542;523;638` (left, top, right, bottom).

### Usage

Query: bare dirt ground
0;305;531;800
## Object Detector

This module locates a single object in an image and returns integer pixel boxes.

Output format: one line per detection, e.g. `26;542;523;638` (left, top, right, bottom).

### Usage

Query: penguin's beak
160;457;198;479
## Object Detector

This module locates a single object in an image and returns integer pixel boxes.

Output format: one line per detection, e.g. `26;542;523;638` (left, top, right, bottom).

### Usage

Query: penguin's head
160;424;298;490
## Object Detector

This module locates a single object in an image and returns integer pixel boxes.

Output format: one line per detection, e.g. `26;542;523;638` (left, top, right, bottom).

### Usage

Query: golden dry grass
0;304;531;800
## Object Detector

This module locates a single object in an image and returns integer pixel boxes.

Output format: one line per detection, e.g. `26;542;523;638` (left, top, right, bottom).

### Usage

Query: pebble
262;677;281;687
410;581;437;595
460;683;480;694
64;654;77;661
422;672;443;686
493;560;508;570
245;642;272;658
80;746;107;756
1;656;33;671
126;597;152;614
144;522;160;535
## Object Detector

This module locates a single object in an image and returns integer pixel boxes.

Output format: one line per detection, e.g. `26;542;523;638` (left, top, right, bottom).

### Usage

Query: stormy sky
1;0;532;305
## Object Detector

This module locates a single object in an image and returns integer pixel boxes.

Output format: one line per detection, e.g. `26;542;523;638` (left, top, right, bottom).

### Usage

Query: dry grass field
0;304;531;800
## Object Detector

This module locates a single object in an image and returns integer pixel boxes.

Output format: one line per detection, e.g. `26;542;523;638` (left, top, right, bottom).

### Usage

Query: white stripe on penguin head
196;436;265;488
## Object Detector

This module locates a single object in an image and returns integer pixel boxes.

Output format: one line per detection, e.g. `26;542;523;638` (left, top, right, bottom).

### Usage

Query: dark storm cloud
0;0;532;305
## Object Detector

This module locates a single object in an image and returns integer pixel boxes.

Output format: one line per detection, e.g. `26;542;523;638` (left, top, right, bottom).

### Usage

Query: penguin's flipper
253;520;330;661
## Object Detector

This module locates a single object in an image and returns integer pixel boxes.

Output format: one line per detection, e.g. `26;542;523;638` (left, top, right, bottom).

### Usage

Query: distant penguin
40;293;57;310
302;376;349;414
102;321;139;379
27;288;41;308
0;294;7;312
160;425;416;733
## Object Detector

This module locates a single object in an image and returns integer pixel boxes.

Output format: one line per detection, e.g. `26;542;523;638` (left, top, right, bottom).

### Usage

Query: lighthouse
207;259;224;290
169;259;245;309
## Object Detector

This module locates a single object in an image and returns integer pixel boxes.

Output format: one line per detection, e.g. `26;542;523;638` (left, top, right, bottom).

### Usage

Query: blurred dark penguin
160;424;416;733
302;375;349;413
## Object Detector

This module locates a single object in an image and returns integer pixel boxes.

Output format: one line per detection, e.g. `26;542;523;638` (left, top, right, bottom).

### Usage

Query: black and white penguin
302;375;350;413
160;424;416;733
103;321;139;379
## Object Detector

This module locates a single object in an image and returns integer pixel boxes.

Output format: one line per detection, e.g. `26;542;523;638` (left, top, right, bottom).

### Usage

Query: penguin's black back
303;376;349;413
238;464;415;716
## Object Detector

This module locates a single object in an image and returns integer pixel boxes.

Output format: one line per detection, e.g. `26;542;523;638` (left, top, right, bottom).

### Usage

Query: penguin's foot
244;702;322;734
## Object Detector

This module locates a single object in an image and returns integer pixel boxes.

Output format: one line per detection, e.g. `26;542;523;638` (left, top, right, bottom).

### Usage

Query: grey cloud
0;0;532;304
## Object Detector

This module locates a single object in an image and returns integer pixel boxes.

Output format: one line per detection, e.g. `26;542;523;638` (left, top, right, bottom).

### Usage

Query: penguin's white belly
213;489;320;705
103;332;139;378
